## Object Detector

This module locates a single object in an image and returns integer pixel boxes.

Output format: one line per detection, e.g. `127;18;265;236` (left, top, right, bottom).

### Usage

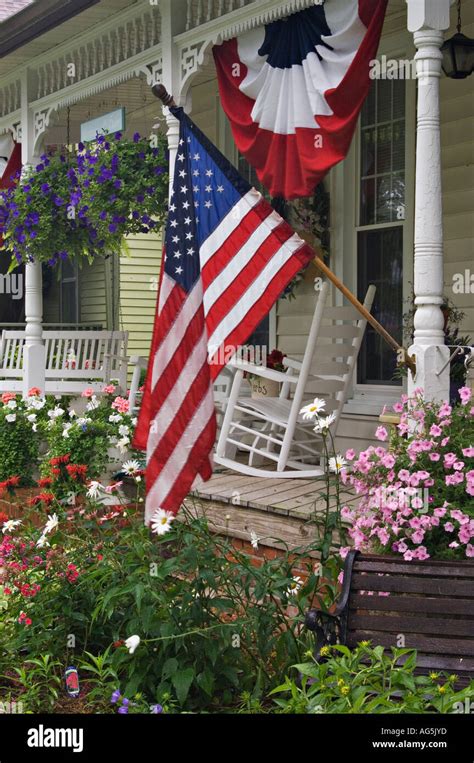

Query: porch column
406;0;453;401
159;0;189;197
20;70;45;397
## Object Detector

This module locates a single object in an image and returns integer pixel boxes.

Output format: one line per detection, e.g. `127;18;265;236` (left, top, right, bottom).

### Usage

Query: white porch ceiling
0;0;138;79
0;0;35;23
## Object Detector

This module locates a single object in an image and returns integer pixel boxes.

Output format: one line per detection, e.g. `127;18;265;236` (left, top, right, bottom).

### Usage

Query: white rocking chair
214;281;376;478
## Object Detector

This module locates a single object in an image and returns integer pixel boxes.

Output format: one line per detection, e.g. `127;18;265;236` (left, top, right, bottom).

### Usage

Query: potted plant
0;131;168;268
247;349;286;398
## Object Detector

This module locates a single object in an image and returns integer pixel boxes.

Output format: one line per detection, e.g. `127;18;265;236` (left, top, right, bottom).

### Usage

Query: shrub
270;644;474;714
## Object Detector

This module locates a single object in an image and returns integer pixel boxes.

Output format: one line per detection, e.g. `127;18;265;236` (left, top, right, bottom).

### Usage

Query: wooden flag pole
311;255;416;375
152;84;416;376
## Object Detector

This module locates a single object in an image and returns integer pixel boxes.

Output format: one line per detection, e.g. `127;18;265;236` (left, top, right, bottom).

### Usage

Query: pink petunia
459;386;472;405
375;426;388;442
429;452;440;462
466;544;474;558
414;546;430;561
411;529;425;545
439;402;452;418
345;449;356;461
430;424;442;437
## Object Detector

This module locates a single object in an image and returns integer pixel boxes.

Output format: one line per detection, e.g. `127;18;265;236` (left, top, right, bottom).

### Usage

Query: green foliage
270;644;474;714
0;407;39;485
0;495;342;713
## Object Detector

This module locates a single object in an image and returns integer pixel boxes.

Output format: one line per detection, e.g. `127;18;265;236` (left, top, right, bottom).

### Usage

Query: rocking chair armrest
282;356;302;371
129;355;148;368
228;359;298;384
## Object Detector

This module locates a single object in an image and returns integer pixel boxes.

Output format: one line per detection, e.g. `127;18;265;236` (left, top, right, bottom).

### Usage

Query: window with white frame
356;76;406;386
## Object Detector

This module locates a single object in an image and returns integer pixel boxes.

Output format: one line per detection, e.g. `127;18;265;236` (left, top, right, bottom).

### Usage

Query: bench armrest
304;550;359;659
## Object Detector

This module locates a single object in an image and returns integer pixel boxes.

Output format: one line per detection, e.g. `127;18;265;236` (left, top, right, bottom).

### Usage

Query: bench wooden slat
351;572;473;597
349;613;474;638
310;552;474;682
347;631;474;656
350;593;474;616
354;559;474;578
406;654;474;674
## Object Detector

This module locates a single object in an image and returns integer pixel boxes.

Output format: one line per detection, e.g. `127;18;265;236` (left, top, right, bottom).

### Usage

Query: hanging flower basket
0;131;169;268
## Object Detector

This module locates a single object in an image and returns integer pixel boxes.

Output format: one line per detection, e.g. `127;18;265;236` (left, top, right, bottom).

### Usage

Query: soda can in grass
65;667;80;697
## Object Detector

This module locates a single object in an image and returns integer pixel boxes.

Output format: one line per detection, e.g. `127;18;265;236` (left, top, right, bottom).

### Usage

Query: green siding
80;258;108;328
119;231;162;370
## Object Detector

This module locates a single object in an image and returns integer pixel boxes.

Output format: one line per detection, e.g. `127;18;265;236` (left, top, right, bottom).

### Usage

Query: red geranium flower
37;477;53;488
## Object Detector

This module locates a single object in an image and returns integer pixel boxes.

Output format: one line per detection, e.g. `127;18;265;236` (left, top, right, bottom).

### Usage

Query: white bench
0;330;129;395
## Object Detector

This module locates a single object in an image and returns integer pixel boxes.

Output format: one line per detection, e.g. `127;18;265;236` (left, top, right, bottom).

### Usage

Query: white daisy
250;530;260;550
2;519;22;534
43;513;59;535
87;481;103;499
313;412;337;433
150;509;175;536
286;576;303;597
124;635;141;654
122;460;141;476
36;534;50;549
329;455;347;474
300;398;326;420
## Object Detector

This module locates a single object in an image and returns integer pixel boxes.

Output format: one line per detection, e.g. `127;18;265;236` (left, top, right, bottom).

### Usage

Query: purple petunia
111;690;121;704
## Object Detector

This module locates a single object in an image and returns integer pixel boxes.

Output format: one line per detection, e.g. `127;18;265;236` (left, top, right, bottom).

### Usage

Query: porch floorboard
185;468;355;554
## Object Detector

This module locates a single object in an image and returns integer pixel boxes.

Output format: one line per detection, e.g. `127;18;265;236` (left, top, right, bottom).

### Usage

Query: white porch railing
186;0;253;30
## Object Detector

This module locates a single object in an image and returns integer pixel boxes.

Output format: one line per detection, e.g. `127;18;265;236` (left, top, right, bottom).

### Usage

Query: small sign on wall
80;108;126;143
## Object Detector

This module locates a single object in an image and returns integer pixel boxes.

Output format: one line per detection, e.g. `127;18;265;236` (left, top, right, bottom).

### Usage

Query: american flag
134;108;313;522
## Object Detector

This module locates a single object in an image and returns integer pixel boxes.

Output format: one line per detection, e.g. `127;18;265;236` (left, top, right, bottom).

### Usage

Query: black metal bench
305;551;474;685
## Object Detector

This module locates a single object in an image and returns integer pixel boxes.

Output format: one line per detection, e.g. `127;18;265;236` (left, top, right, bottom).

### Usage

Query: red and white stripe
144;276;215;522
202;189;312;378
139;192;312;522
